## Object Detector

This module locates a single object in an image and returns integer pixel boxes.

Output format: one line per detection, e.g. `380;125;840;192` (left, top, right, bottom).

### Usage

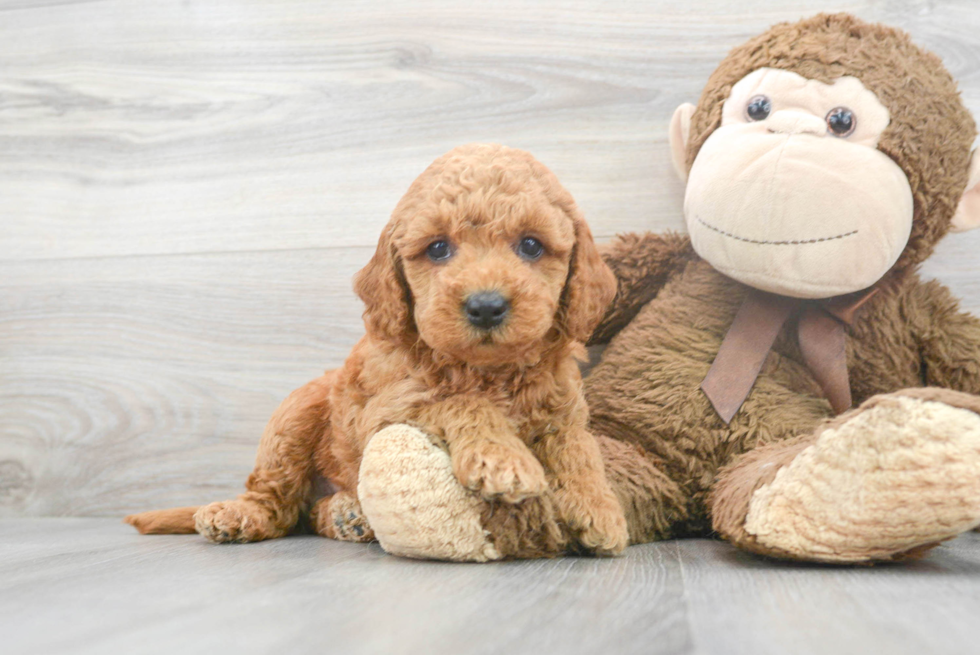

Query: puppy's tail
124;507;199;535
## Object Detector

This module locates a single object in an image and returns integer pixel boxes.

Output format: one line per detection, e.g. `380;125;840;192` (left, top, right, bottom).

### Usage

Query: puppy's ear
353;222;414;341
559;208;617;343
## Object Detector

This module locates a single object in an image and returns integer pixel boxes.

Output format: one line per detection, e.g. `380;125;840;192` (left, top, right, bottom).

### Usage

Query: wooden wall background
2;0;979;517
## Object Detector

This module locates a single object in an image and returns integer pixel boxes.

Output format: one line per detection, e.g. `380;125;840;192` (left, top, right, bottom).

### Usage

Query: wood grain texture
676;537;980;655
1;520;979;655
1;0;979;516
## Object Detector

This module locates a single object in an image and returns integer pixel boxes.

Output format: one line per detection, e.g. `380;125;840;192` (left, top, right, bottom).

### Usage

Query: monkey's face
680;68;914;299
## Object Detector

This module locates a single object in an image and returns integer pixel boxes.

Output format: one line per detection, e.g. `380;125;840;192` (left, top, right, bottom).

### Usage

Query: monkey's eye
745;95;772;121
826;107;856;137
426;239;453;262
516;236;545;261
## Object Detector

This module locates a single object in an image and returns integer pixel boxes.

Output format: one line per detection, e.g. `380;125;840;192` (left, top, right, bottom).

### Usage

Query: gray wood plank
676;536;980;655
0;249;367;517
1;0;977;261
0;519;691;655
3;520;979;655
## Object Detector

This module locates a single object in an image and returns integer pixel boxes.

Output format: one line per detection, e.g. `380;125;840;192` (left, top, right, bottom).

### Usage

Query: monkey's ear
951;149;980;232
669;103;696;183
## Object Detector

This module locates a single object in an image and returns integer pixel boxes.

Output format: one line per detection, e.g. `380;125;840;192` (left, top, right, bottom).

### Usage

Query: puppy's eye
826;107;856;137
746;95;772;121
516;236;545;261
426;239;452;262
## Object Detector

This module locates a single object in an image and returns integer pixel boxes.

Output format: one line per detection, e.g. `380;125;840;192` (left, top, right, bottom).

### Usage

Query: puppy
125;143;628;555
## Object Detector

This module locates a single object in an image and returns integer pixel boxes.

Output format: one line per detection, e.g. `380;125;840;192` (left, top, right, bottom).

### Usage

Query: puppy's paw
578;508;629;556
194;500;277;543
453;442;548;503
558;490;629;556
311;492;375;543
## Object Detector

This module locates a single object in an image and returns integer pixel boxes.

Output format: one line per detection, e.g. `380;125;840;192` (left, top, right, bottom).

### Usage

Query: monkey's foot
734;389;980;562
357;424;502;562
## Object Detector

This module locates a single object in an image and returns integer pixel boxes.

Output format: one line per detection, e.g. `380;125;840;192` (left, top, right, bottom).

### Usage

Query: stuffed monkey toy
356;13;980;563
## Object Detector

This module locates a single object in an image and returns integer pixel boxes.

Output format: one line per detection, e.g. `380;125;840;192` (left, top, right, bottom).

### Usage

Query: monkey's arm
907;279;980;394
589;231;696;345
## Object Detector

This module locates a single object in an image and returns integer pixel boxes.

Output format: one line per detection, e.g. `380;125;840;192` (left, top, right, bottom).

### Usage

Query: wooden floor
3;519;979;655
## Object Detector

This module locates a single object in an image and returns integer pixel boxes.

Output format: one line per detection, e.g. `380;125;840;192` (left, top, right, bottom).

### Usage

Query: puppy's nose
464;291;509;329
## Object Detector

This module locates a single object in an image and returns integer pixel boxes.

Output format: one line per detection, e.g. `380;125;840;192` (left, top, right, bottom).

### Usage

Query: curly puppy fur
126;143;628;556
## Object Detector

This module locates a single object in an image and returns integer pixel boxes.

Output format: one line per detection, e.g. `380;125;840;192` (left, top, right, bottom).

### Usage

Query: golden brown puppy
125;143;628;556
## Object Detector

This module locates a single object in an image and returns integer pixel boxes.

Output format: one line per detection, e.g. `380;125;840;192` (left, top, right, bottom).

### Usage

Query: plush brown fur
466;14;980;561
126;143;628;555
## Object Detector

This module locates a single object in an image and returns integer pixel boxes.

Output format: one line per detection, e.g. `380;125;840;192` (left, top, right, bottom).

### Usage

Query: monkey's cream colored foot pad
745;394;980;562
358;424;501;562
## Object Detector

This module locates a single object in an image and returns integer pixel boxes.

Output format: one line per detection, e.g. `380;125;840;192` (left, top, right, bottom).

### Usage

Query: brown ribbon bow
701;287;878;424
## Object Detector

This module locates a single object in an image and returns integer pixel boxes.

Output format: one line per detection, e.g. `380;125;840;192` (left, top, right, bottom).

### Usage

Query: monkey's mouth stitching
697;217;858;245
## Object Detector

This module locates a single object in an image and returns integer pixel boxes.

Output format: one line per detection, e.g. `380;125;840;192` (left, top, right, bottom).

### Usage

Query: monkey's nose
765;110;826;137
464;291;509;329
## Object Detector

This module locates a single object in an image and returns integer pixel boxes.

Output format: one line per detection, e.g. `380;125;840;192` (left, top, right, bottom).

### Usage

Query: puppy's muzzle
464;291;509;330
